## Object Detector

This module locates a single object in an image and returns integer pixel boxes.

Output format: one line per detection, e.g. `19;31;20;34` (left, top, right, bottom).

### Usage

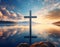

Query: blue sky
0;0;45;15
0;0;60;23
0;0;60;15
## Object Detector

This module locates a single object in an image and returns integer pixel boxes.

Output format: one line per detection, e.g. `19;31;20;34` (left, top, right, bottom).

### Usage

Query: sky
0;0;60;23
0;0;45;15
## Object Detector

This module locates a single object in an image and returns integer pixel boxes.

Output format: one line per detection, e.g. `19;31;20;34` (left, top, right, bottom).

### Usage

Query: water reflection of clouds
0;24;60;40
32;24;60;45
0;23;60;46
32;24;60;46
0;25;29;39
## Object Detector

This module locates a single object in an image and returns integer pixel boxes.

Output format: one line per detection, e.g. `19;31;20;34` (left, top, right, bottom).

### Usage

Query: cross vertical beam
24;10;37;45
30;10;32;45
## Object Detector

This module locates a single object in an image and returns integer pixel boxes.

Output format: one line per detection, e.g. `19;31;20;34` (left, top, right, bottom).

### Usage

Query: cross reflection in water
24;10;37;45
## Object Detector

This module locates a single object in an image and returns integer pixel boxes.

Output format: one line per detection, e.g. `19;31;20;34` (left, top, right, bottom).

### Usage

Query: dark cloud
45;9;60;20
53;21;60;26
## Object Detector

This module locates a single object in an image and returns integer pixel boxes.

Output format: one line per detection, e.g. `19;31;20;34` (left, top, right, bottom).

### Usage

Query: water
0;23;60;47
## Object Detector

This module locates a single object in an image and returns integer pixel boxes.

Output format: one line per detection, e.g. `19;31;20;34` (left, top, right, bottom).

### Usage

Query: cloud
35;2;60;16
45;9;60;20
0;11;3;16
0;7;24;21
0;7;10;16
43;0;60;5
33;1;60;23
0;31;3;36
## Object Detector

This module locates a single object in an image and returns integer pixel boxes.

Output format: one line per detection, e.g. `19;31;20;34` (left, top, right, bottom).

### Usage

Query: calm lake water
0;23;60;47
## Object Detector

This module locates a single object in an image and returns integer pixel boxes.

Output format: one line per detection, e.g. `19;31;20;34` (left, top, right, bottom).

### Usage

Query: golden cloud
45;9;60;20
0;31;3;36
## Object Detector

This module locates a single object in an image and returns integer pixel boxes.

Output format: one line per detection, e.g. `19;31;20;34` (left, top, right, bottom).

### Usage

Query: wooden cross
24;10;37;45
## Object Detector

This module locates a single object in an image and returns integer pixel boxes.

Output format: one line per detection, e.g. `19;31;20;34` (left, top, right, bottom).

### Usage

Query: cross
24;10;37;45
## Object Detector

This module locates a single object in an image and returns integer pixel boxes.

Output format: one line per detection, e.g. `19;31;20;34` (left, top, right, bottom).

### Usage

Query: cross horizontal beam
24;16;37;18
